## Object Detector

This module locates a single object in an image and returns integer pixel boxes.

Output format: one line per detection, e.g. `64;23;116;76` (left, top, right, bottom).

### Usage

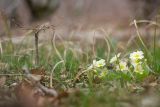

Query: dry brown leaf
15;80;57;107
30;68;46;81
142;75;158;87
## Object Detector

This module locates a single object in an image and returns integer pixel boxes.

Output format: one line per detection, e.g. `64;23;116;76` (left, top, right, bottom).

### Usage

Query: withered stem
35;31;39;65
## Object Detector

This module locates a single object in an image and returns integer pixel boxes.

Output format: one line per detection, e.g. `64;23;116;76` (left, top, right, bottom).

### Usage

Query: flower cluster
129;51;145;74
109;50;146;74
109;53;128;72
88;50;149;79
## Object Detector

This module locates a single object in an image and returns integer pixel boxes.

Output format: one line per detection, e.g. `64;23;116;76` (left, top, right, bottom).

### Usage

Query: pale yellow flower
131;59;142;67
116;61;128;71
94;59;106;67
134;64;144;74
88;59;106;69
110;53;121;63
129;51;144;61
130;51;144;67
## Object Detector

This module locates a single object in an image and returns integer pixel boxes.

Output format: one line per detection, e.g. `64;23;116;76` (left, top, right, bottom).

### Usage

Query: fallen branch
22;66;58;97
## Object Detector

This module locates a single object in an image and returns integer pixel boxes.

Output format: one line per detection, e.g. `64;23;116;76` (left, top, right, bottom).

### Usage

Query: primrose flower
129;51;144;61
131;59;142;67
88;59;106;69
110;53;121;63
134;64;144;74
94;59;106;67
116;61;128;71
129;51;144;67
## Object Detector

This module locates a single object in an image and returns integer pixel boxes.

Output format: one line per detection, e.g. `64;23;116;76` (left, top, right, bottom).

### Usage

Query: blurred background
0;0;159;39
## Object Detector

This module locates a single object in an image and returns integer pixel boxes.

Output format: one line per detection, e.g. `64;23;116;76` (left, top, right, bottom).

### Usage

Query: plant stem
35;31;39;65
153;16;157;72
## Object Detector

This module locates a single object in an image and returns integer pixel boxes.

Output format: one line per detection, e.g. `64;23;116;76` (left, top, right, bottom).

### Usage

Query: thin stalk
96;28;111;62
133;20;148;51
50;60;64;88
35;31;39;65
51;33;64;64
133;19;153;67
153;16;157;72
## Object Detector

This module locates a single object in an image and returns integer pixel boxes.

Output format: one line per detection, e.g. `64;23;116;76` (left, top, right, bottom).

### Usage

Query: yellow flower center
134;54;140;59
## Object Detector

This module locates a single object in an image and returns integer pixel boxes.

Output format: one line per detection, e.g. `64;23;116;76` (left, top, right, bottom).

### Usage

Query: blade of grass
50;60;64;88
51;33;64;64
96;28;111;62
153;16;157;72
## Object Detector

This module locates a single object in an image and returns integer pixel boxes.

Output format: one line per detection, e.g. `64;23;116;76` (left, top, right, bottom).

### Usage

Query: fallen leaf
30;68;46;81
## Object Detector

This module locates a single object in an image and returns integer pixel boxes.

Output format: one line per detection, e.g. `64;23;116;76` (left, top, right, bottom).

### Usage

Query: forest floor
0;19;160;107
